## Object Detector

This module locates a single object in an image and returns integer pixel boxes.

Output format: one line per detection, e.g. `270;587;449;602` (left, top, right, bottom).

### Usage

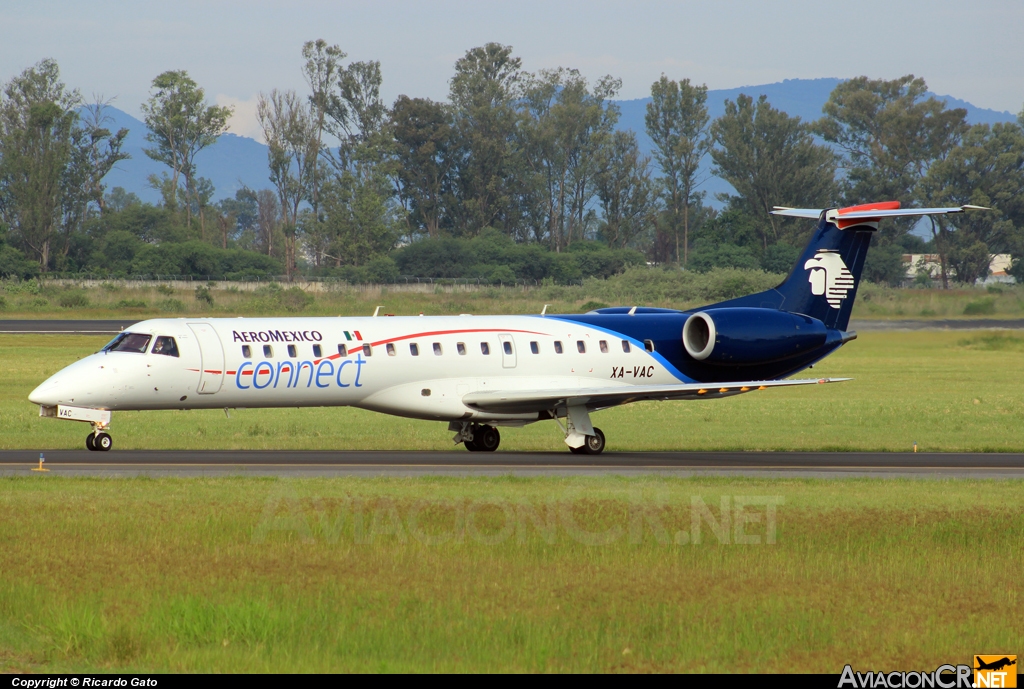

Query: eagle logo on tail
804;251;855;309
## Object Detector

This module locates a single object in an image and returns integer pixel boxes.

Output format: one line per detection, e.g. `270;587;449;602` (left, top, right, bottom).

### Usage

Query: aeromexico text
232;329;324;343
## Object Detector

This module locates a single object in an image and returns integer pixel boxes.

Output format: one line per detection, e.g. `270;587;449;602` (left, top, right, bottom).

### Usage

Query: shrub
964;298;996;315
58;291;91;308
0;295;6;310
156;284;175;296
114;299;148;309
157;299;186;313
194;285;214;306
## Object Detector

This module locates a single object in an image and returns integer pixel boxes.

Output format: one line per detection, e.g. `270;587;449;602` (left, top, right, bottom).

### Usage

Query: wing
462;377;850;414
771;204;989;219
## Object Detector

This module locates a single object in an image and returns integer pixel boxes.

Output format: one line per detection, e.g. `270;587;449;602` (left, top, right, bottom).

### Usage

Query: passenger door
187;322;225;394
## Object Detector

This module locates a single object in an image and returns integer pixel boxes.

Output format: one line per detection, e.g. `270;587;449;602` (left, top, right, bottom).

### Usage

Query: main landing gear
452;419;499;450
85;426;112;452
557;404;606;455
452;423;501;452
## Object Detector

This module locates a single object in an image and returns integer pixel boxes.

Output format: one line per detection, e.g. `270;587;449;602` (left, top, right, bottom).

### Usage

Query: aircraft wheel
568;444;585;454
464;438;480;451
476;426;500;452
582;427;605;455
95;432;113;452
85;433;96;451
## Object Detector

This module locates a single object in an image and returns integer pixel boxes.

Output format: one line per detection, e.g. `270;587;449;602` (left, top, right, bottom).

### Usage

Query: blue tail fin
710;214;872;331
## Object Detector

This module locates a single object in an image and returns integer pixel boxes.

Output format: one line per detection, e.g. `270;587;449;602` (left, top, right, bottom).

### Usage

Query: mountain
97;107;271;205
97;78;1018;205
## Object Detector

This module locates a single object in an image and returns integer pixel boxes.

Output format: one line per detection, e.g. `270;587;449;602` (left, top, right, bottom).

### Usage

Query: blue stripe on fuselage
537;313;695;383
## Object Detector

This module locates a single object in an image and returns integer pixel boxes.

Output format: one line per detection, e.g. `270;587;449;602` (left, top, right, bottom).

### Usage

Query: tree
317;171;398;267
390;95;454;238
448;43;525;236
711;94;837;251
922;122;1024;284
593;130;655;249
301;39;346;216
522;68;620;250
644;76;711;266
257;89;318;279
0;59;127;271
140;70;232;230
815;75;968;241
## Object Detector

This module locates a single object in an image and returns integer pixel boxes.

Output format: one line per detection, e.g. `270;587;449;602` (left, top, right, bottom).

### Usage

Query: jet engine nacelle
682;308;828;365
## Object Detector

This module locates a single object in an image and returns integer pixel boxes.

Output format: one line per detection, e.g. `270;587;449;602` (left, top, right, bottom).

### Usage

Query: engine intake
683;308;828;365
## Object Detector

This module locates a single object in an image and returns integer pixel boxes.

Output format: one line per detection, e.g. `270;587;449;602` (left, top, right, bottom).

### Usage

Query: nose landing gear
85;426;112;452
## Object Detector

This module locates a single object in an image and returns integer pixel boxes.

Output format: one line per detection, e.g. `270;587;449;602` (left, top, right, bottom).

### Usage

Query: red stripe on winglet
837;201;901;214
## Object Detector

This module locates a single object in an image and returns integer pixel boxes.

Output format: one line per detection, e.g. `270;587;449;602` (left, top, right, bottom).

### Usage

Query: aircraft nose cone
28;377;61;406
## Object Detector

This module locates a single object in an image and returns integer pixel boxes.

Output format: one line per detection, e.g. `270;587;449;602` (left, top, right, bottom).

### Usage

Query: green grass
0;476;1020;672
3;275;1024;320
3;330;1024;451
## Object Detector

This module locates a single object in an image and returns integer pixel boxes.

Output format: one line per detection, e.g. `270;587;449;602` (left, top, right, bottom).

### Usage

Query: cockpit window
103;332;152;353
151;336;179;358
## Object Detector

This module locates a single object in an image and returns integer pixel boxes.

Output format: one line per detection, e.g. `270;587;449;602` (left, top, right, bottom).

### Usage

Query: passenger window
104;332;151;353
151;336;179;358
287;344;297;358
530;341;539;354
503;341;513;355
363;344;372;356
410;343;419;356
263;345;273;358
457;342;466;355
433;342;443;355
242;345;252;359
338;344;347;357
577;340;586;354
313;344;322;358
644;339;655;353
481;342;490;355
622;340;631;353
599;340;608;353
554;341;563;354
386;343;396;356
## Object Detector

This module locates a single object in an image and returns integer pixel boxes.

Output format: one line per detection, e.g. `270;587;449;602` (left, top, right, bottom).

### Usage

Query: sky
2;0;1022;141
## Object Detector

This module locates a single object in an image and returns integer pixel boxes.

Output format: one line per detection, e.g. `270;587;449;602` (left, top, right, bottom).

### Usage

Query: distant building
901;253;1015;285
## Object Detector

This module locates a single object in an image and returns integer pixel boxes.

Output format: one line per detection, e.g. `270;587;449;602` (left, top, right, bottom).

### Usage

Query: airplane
28;201;988;455
975;657;1016;672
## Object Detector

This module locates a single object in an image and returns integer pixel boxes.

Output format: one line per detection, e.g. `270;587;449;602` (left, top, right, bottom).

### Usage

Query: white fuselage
29;316;684;425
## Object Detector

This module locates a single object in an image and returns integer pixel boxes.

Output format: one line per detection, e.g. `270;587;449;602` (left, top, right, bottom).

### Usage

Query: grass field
0;475;1020;672
2;330;1023;452
2;275;1023;320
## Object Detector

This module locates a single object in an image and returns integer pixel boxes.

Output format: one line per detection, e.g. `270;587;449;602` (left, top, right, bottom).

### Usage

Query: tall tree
644;76;711;266
814;75;968;241
593;130;655;249
301;39;346;217
711;94;837;251
140;70;232;230
448;43;525;236
257;89;318;279
0;59;127;271
390;95;454;239
521;68;621;250
922;122;1024;283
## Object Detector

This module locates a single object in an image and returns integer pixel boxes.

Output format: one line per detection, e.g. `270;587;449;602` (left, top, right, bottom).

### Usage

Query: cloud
216;93;263;142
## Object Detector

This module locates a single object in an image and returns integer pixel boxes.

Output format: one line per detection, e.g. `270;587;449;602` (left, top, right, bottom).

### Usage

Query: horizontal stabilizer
771;204;989;225
462;377;849;414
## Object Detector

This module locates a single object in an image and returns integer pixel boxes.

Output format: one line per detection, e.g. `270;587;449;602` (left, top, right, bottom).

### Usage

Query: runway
3;318;1024;334
2;450;1023;478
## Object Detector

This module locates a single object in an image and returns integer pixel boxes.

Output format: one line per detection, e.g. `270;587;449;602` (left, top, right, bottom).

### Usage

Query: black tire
464;438;480;451
95;432;113;452
85;433;96;451
477;426;500;452
568;445;585;454
582;427;605;455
